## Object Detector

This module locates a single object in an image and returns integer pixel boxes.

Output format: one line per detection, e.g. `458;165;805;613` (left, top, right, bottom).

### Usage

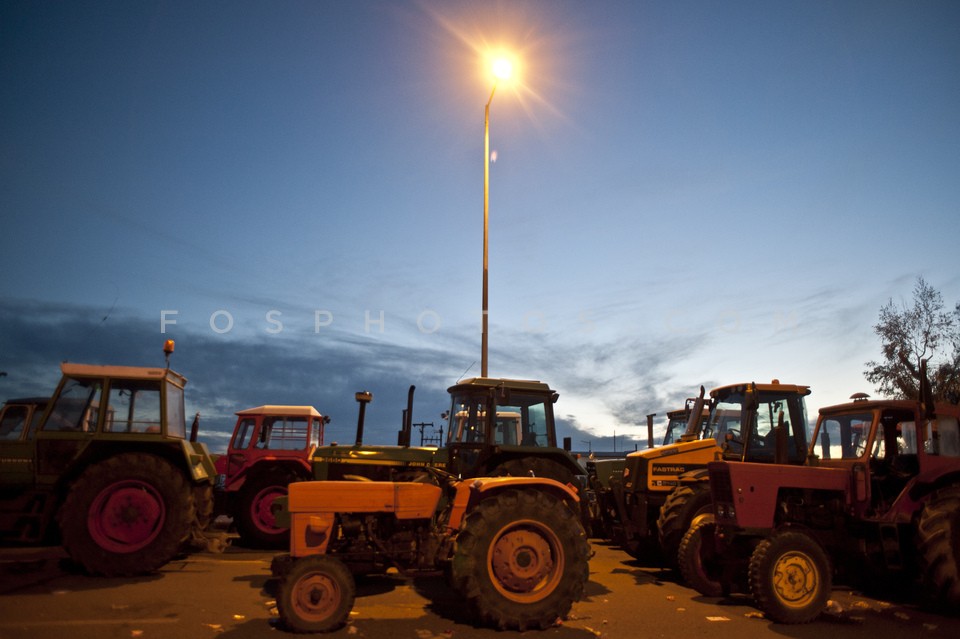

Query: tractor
270;467;590;633
585;399;708;541
214;405;330;547
309;378;594;531
683;362;960;623
0;341;222;576
611;380;811;564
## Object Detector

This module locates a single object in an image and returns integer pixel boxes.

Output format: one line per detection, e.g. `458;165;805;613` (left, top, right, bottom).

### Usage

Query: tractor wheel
277;555;355;633
657;482;712;566
748;531;831;624
236;467;305;548
193;483;215;530
677;518;723;597
58;453;195;576
490;457;576;485
490;457;593;537
194;483;214;527
917;484;960;610
451;488;589;631
182;482;217;551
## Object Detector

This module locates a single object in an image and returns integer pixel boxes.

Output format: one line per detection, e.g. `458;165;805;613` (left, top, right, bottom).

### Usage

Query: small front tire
748;531;831;624
277;555;356;633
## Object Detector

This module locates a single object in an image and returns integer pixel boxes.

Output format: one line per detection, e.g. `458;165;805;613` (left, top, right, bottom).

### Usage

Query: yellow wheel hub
772;551;820;608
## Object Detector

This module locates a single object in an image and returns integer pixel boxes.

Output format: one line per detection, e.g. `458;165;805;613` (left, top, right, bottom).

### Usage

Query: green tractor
309;378;594;529
586;399;709;541
0;341;221;576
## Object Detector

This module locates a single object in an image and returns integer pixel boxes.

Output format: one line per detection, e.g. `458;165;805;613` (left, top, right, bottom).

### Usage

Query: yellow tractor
612;380;811;564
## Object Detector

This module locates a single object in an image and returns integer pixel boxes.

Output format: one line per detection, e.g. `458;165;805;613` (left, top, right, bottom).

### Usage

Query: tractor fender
677;467;710;485
224;458;312;492
907;469;960;505
446;477;580;532
180;439;218;483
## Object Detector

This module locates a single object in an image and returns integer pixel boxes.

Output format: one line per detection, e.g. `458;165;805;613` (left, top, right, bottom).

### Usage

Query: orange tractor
270;467;590;633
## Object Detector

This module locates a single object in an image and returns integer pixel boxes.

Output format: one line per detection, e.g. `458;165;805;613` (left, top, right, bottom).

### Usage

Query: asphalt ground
1;540;958;639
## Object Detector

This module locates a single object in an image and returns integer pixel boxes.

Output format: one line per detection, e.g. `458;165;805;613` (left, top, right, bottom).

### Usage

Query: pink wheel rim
251;486;287;534
88;480;165;552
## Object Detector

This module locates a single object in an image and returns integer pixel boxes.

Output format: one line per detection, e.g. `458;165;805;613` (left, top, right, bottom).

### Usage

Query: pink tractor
215;405;329;547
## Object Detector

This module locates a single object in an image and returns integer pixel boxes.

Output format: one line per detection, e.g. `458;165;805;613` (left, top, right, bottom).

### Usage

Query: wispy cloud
1;296;717;453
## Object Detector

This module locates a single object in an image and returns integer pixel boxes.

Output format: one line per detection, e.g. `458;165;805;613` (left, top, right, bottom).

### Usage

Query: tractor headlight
715;503;735;520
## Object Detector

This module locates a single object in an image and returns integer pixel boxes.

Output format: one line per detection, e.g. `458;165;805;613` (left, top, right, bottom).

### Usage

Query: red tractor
682;364;960;623
215;405;329;547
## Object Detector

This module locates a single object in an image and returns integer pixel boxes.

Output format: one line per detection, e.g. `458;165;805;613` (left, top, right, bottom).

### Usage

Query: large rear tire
277;555;355;633
917;484;960;610
748;531;831;624
657;483;712;566
490;457;593;537
236;467;304;548
451;488;589;631
677;518;724;597
59;453;194;576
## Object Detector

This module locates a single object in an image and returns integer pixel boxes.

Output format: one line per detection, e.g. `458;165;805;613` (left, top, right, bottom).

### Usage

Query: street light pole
482;81;497;379
480;55;513;379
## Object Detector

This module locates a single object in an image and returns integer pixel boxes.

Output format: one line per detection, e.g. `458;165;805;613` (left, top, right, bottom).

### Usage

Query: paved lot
1;540;957;639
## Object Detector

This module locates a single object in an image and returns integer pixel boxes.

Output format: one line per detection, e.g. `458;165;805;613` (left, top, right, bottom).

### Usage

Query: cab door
0;403;40;487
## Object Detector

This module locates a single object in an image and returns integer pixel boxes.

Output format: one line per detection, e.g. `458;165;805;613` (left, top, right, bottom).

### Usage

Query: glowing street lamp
482;55;513;378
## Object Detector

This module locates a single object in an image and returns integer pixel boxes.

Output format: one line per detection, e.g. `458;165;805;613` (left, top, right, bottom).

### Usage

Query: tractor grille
708;465;733;505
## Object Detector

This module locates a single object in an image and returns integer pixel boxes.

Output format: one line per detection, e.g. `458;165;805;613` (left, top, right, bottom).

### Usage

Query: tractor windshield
702;405;743;453
446;389;554;447
165;380;185;438
703;388;809;462
662;416;685;445
812;411;875;460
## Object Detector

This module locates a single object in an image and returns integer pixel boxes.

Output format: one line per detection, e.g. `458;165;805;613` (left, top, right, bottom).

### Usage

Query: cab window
0;406;28;440
233;418;256;449
497;394;550;447
103;380;163;433
44;378;102;432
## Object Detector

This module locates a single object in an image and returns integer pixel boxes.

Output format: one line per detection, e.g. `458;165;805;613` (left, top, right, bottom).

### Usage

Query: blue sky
2;1;959;453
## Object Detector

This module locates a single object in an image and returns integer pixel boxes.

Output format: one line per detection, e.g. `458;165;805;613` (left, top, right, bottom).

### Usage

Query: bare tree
864;277;960;401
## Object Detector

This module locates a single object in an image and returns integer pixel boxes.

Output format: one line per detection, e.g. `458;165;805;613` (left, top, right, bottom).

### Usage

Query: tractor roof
819;397;924;414
235;405;323;417
447;377;554;393
2;397;48;406
710;381;811;397
60;362;187;387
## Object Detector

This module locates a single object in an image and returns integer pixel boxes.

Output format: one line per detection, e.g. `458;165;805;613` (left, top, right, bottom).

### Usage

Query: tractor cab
808;396;960;515
443;377;566;479
704;380;812;464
